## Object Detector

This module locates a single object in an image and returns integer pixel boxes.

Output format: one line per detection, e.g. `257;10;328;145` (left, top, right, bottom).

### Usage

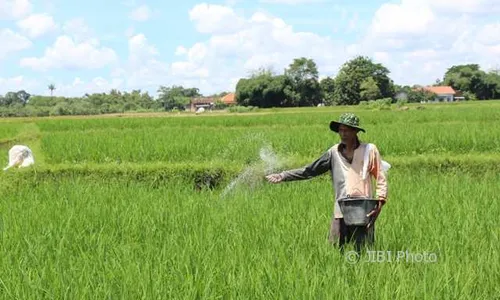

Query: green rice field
0;101;499;298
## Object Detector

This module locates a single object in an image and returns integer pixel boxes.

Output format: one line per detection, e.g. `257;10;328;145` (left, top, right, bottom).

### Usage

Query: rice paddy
0;101;499;298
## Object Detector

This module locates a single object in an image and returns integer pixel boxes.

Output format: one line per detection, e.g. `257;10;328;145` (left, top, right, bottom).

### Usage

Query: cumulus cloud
111;33;169;90
62;18;94;43
16;13;58;38
0;28;32;59
355;0;500;86
175;46;187;55
50;77;124;97
0;75;39;95
173;5;348;93
476;23;500;46
171;0;500;92
188;3;245;34
425;0;500;14
370;1;435;37
20;35;118;71
0;0;32;20
7;0;500;97
128;33;159;63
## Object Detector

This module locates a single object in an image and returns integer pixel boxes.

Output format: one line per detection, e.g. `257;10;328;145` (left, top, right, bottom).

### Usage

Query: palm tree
48;84;56;97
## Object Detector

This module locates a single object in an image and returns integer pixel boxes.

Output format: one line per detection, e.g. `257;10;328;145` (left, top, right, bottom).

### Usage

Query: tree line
235;56;500;107
1;56;499;117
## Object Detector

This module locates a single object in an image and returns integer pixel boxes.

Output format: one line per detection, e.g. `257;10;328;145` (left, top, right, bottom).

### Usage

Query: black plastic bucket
338;197;379;226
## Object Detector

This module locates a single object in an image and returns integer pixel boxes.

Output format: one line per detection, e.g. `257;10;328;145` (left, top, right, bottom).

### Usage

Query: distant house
220;93;236;106
188;97;216;112
187;92;237;112
421;86;456;102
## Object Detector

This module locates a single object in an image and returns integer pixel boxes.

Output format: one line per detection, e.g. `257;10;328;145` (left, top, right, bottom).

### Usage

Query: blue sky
1;0;499;98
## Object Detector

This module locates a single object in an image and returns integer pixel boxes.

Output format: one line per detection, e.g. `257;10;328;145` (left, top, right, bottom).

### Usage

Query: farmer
265;113;388;252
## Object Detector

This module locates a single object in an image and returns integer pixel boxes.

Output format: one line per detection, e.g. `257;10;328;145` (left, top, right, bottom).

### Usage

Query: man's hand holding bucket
366;197;386;229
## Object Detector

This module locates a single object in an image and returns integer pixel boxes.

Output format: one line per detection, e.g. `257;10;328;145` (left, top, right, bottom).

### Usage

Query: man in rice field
265;113;388;252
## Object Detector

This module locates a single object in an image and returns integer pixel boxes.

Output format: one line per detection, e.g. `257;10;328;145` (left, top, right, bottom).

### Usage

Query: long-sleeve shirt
279;142;388;218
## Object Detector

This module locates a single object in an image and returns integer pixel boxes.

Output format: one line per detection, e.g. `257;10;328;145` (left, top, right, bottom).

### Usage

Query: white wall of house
436;93;454;102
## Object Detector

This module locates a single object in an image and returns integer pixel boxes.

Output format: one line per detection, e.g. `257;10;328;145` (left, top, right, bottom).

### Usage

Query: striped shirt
279;142;388;218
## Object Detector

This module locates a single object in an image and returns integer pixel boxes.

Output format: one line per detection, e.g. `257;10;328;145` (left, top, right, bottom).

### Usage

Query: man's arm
369;144;388;202
366;144;388;229
270;149;332;182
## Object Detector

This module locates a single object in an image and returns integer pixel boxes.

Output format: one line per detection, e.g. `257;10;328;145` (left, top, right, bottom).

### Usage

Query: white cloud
0;0;32;20
425;0;500;14
373;52;390;64
370;1;435;37
357;0;500;86
16;13;57;38
0;76;125;97
128;33;159;64
62;18;94;43
112;33;169;90
186;42;208;63
188;3;245;34
9;1;500;98
51;77;124;97
476;23;500;46
0;29;32;59
130;4;151;21
172;7;346;93
175;46;187;55
20;35;118;71
170;61;209;78
0;75;39;94
405;49;439;59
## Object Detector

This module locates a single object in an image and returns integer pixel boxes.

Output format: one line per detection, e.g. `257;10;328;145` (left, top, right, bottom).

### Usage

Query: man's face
338;124;358;143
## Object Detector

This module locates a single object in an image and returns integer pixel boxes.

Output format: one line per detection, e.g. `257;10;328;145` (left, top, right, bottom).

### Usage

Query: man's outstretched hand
366;199;386;229
265;173;283;183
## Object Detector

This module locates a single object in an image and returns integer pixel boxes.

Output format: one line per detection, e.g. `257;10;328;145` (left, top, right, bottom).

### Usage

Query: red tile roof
221;93;236;104
423;86;456;95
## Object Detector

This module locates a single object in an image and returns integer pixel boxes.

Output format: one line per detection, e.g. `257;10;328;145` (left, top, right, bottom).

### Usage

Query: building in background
422;86;457;102
188;92;237;112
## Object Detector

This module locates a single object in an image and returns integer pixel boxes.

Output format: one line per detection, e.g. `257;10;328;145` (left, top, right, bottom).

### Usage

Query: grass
0;171;498;298
0;100;499;298
36;119;500;165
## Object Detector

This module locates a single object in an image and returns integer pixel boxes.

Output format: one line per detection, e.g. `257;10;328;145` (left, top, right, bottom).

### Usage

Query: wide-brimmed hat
330;113;365;133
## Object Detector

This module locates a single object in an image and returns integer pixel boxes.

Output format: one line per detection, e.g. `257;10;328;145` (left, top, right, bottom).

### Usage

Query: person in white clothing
3;145;35;171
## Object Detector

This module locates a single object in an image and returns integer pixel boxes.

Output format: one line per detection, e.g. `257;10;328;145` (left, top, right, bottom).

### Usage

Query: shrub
227;106;258;113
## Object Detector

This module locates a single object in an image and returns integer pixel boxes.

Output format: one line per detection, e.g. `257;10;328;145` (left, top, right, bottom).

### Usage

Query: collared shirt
279;142;388;218
337;138;360;163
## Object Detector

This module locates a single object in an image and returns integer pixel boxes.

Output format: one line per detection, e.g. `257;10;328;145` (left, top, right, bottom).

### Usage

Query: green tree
319;76;336;105
360;77;381;101
157;85;201;111
407;88;437;103
483;71;500;99
283;57;322;106
0;90;30;106
442;64;500;100
334;56;394;105
48;84;56;97
235;73;290;107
